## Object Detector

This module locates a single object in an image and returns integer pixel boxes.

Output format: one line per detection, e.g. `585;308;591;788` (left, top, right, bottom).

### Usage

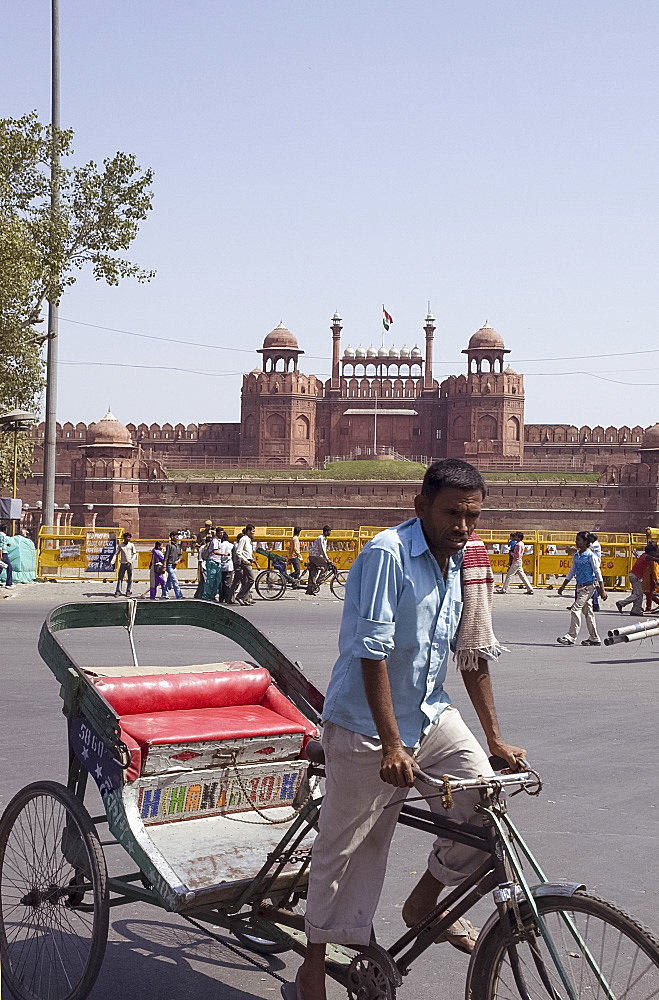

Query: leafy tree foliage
0;112;155;486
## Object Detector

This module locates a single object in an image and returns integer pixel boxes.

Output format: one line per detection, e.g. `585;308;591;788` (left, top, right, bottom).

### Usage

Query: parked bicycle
255;554;347;601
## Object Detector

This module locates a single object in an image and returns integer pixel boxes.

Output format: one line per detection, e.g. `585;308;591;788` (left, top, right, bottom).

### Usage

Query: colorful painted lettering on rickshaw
135;761;306;825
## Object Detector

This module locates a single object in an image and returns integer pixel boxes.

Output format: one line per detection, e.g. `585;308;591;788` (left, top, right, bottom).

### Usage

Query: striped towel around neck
454;533;506;671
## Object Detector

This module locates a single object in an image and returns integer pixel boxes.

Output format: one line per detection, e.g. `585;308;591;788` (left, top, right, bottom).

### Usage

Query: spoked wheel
330;570;348;601
468;891;659;1000
0;781;109;1000
255;569;286;600
229;914;292;954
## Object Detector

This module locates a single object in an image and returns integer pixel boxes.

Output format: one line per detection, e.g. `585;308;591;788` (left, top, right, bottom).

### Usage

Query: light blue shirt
322;517;464;748
565;549;603;586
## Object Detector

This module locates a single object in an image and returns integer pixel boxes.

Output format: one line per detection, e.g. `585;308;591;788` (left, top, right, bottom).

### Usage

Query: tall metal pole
42;0;60;528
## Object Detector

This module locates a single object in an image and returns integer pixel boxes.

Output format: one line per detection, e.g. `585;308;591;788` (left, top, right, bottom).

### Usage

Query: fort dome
366;345;377;358
399;345;410;357
378;345;389;358
642;423;659;449
389;345;399;357
262;322;299;351
468;323;505;350
87;408;133;447
343;345;355;358
411;345;422;358
355;345;366;358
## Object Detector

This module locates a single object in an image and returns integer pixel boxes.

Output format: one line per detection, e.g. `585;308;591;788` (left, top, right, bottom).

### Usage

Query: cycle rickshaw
0;600;657;1000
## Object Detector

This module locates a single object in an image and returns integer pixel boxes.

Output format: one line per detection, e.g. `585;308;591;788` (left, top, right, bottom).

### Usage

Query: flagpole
373;309;378;456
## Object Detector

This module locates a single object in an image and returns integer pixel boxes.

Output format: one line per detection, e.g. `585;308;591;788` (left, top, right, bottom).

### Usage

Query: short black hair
645;542;659;555
293;526;301;535
245;524;255;532
421;459;486;500
169;530;177;538
322;524;332;534
517;532;524;541
576;531;596;545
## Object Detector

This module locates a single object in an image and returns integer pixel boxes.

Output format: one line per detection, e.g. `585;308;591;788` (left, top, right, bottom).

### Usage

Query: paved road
1;581;657;999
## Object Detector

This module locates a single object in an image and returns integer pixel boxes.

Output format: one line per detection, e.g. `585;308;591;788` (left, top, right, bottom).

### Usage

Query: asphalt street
1;580;657;1000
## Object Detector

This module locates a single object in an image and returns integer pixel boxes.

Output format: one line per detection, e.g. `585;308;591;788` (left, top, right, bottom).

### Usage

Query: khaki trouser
618;573;643;614
566;584;600;641
304;707;493;945
501;562;534;593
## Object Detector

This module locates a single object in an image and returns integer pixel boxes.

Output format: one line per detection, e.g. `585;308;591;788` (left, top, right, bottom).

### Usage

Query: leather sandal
437;916;480;954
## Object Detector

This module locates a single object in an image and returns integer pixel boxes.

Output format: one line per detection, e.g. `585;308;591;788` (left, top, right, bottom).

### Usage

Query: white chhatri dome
355;345;366;358
343;345;355;357
411;345;422;357
366;345;377;357
377;345;389;358
399;345;410;357
389;345;399;357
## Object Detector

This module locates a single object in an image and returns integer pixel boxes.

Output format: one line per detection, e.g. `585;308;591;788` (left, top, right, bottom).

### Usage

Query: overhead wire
59;315;659;368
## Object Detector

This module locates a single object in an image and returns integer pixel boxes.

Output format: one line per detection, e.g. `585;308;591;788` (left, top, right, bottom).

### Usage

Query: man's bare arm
361;658;416;788
461;659;527;769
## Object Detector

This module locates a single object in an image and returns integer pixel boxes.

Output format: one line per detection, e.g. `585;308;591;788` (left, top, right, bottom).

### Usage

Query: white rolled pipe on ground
609;618;659;637
622;625;659;642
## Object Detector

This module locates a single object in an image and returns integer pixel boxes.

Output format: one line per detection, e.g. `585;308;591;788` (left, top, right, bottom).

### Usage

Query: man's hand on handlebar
380;745;417;787
487;738;527;772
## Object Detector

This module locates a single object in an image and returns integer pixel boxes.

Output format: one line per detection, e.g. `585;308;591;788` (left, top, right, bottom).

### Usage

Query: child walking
149;541;166;600
556;531;607;646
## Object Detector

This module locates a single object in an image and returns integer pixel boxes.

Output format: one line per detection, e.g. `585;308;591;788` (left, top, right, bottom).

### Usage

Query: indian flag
382;307;393;331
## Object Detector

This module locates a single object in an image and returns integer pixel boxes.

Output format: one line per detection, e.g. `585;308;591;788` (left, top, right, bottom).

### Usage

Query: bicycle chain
182;914;290;985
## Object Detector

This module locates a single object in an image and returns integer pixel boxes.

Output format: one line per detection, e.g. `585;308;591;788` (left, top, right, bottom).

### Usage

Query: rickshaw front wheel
0;780;109;1000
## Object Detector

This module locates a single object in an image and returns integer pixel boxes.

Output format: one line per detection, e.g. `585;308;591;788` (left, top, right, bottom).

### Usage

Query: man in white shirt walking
113;532;137;597
234;524;257;605
306;525;332;596
497;532;534;595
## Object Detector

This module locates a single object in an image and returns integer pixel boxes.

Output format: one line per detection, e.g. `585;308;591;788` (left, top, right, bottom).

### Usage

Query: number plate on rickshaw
134;759;307;825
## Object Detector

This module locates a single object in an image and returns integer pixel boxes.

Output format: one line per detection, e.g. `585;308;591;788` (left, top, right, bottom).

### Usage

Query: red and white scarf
455;533;506;671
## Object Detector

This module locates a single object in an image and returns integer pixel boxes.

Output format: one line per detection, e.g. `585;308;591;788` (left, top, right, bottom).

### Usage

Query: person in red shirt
617;543;658;616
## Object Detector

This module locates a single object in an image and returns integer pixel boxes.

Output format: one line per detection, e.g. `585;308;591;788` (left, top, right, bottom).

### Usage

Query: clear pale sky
3;1;658;429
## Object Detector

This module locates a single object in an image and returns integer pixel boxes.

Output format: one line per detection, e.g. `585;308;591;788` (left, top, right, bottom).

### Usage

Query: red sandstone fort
21;316;659;534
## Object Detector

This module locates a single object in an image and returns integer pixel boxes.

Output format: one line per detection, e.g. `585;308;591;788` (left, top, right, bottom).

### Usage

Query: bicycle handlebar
412;760;539;794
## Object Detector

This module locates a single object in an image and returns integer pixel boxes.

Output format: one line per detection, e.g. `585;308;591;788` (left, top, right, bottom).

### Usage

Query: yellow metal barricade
37;526;120;582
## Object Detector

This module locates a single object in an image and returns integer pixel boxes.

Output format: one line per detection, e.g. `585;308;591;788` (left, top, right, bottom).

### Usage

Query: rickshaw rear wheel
229;913;292;954
330;571;348;601
0;780;109;1000
255;569;286;601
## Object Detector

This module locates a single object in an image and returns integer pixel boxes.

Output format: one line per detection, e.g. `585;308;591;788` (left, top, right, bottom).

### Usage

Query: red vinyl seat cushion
95;666;318;781
120;705;307;749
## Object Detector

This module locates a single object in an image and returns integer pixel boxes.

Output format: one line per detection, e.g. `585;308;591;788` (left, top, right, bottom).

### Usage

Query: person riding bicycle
305;525;333;596
291;460;526;1000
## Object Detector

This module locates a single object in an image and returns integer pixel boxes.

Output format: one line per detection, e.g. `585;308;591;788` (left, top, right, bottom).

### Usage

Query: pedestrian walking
306;525;333;595
497;532;534;594
641;550;659;613
556;531;607;646
233;524;257;605
288;526;302;584
202;528;224;601
219;531;235;603
0;522;14;588
194;531;212;598
589;534;602;610
113;532;137;597
616;544;658;616
162;531;184;599
149;541;167;600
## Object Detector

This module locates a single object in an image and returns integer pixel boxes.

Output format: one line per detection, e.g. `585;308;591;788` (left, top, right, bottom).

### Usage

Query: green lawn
166;460;428;481
165;461;599;483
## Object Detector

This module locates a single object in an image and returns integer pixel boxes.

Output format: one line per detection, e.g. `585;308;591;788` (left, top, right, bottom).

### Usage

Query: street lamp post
0;410;39;533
